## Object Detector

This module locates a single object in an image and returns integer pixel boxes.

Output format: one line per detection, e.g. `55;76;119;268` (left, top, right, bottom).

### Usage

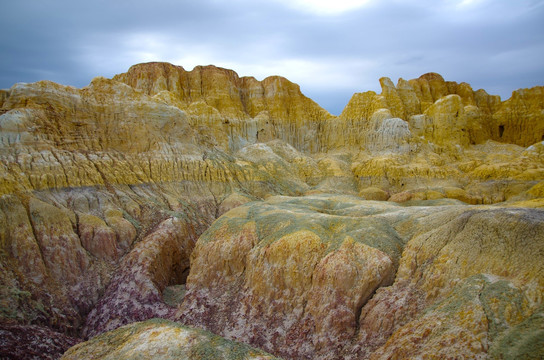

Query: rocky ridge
0;62;543;359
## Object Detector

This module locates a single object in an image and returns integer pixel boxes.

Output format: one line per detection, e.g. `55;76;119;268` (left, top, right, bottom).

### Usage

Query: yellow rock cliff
0;62;543;360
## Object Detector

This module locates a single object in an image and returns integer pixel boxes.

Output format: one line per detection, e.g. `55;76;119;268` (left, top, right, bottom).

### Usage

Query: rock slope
177;195;544;359
0;62;543;359
61;318;280;360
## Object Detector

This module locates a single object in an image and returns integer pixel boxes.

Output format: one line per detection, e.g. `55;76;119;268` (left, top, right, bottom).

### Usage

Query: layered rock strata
0;185;210;337
1;64;542;201
0;62;543;359
113;62;333;153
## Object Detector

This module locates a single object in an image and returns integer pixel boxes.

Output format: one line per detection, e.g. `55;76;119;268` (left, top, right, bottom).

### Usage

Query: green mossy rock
61;318;281;360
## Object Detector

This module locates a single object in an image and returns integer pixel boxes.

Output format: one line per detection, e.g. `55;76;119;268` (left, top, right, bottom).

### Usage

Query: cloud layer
1;0;543;114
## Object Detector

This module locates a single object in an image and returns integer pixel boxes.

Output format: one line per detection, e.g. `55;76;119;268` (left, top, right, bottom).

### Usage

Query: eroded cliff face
176;196;544;359
338;72;541;149
113;62;333;153
0;62;543;359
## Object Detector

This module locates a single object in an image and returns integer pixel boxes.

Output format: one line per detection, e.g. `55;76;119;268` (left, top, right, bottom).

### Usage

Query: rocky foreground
0;62;543;359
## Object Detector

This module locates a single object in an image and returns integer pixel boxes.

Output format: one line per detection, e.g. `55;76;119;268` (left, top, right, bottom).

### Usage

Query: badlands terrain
0;62;543;359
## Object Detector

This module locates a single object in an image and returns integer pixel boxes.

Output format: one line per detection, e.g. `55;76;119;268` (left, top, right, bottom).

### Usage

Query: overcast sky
1;0;543;115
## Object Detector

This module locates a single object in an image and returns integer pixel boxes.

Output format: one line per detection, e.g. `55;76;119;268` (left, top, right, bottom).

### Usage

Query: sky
1;0;543;115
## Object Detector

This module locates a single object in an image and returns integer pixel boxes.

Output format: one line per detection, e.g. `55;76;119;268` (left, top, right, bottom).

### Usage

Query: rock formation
113;63;333;153
177;196;544;359
0;62;543;359
61;319;280;360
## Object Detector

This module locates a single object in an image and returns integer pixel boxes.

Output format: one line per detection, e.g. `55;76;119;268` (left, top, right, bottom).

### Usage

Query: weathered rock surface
0;62;543;359
178;195;403;359
357;207;544;359
0;323;80;360
492;86;544;146
81;217;195;338
61;318;280;360
178;196;544;359
113;62;333;152
1;63;543;200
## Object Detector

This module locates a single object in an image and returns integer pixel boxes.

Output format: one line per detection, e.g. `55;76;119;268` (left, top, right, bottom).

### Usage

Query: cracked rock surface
1;63;543;359
177;196;544;359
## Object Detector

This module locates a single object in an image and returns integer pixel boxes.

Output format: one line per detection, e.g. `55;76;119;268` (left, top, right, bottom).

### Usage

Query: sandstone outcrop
113;62;333;152
0;62;543;359
178;196;544;359
338;72;543;149
81;217;194;338
1;64;543;199
360;207;544;359
492;86;544;146
177;195;405;359
61;319;280;360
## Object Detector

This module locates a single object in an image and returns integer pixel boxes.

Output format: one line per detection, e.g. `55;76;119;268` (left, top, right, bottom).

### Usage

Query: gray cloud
1;0;543;115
